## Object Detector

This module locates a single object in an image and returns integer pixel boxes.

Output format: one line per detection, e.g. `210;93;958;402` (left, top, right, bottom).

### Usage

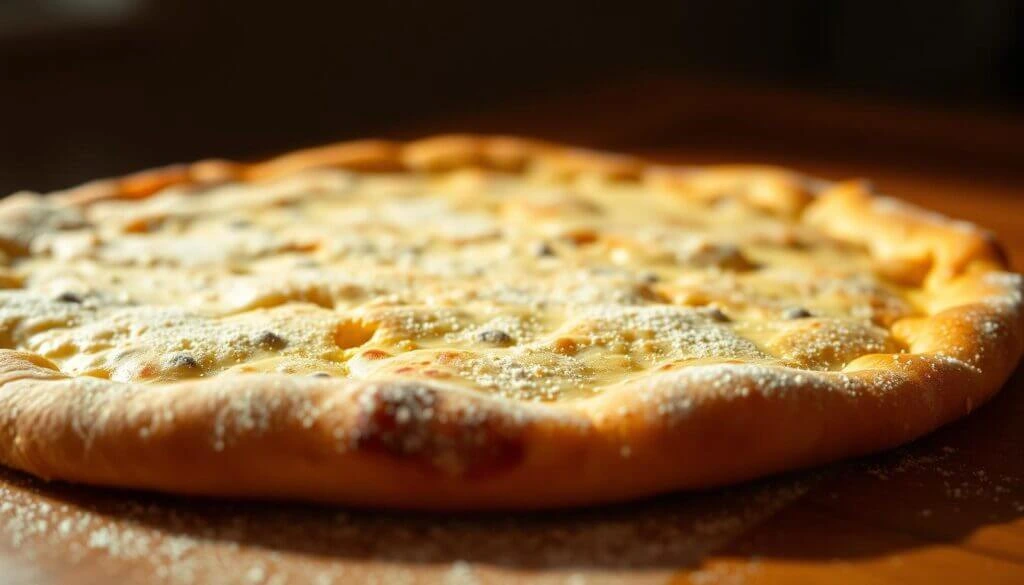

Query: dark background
1;0;1022;193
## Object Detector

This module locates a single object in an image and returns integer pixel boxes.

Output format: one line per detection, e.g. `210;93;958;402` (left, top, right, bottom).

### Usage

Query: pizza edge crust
0;134;1020;509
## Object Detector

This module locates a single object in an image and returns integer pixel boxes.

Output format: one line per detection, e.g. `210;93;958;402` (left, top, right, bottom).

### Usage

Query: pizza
0;136;1019;509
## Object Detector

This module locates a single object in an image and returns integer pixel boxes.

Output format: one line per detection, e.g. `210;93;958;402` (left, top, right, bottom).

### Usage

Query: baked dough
0;136;1019;509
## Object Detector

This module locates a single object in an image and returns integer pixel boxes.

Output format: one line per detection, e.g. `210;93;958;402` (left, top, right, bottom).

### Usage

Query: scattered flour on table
0;472;815;585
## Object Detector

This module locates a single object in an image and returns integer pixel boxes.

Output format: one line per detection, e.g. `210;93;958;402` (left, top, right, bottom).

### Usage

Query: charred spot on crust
640;271;661;283
532;241;556;257
166;352;200;371
310;372;331;378
703;306;731;322
782;306;813;319
681;241;758;271
636;283;669;303
55;292;83;304
256;331;288;350
355;383;525;478
476;329;514;346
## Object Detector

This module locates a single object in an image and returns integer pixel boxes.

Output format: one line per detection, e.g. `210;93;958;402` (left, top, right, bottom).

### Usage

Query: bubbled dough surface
0;169;917;401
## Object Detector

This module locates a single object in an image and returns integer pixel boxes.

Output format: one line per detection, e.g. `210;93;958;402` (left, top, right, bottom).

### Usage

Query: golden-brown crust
2;134;1022;509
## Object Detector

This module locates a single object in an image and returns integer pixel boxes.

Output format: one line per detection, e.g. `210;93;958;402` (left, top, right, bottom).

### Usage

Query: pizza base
0;136;1020;509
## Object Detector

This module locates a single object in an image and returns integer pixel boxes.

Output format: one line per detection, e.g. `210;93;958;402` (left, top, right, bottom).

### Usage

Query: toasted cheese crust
0;135;1019;509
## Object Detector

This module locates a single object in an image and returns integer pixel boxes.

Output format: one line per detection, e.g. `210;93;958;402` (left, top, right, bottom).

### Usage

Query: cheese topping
0;169;917;401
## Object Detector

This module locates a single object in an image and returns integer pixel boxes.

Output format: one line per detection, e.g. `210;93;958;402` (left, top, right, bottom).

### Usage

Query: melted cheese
0;169;919;401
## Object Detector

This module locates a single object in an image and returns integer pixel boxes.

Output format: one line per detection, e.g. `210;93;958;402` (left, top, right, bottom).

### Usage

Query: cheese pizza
0;136;1019;508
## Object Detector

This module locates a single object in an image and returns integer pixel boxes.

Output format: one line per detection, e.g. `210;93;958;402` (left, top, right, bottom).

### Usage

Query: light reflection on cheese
0;169;918;401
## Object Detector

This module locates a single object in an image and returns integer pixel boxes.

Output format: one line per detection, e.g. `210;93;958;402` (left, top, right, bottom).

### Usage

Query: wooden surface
1;78;1023;584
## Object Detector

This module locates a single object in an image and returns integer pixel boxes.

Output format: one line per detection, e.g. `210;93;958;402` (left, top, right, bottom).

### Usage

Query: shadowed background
1;0;1022;193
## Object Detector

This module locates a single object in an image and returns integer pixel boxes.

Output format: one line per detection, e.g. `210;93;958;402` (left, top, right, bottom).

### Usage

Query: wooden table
2;78;1023;584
